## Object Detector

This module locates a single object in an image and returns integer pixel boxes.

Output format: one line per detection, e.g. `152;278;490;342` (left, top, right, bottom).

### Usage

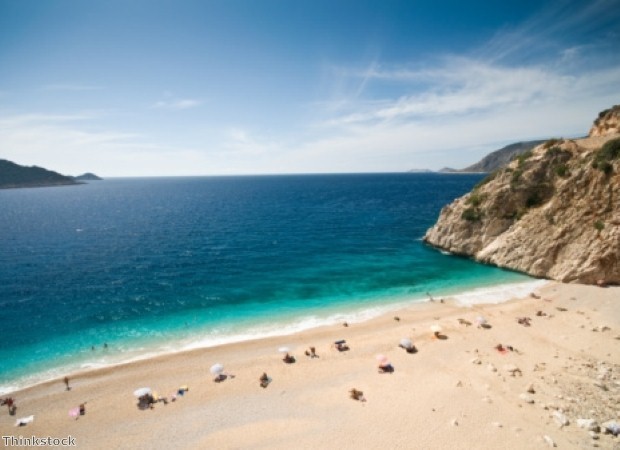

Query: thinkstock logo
2;435;77;447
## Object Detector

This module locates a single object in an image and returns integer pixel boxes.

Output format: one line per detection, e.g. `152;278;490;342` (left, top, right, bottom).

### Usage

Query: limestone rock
423;107;620;285
552;410;569;427
576;418;600;432
543;435;556;447
519;393;535;404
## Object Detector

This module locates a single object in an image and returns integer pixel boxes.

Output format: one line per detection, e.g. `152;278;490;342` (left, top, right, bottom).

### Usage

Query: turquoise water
0;174;535;392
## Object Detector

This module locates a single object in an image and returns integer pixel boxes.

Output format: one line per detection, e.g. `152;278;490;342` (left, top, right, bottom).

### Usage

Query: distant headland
0;159;102;189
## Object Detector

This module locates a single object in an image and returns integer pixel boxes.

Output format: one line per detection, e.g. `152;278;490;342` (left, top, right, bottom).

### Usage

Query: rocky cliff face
424;110;620;285
589;105;620;137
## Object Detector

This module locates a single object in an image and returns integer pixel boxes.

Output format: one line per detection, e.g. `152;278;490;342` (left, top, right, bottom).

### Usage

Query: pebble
519;393;535;404
526;383;535;394
503;364;522;376
576;418;600;432
552;410;569;427
487;363;497;372
482;396;492;403
492;422;502;428
592;381;608;391
456;380;463;387
451;419;459;426
589;431;599;440
602;420;620;436
471;357;482;365
543;435;556;447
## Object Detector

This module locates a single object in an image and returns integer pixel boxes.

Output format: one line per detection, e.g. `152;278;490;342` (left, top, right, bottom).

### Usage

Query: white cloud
152;97;202;110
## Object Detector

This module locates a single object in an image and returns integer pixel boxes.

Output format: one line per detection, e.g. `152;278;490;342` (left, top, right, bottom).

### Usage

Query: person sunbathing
399;343;417;353
304;347;319;358
334;340;350;352
378;363;394;373
349;388;366;402
259;373;271;388
517;317;532;326
282;353;296;364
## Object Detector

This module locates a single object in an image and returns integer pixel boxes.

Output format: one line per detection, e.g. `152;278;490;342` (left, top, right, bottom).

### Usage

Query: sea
0;173;544;393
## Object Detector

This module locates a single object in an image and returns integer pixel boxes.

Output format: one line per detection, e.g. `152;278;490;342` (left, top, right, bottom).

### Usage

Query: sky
1;0;619;176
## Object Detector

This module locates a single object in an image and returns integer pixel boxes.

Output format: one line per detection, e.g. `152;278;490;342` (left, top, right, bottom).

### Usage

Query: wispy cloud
43;84;104;91
322;58;583;127
152;95;202;110
478;0;620;63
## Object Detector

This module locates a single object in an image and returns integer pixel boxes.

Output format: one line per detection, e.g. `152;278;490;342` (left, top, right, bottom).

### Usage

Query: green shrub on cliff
466;192;486;207
554;164;569;178
543;138;563;149
593;138;620;174
461;207;482;221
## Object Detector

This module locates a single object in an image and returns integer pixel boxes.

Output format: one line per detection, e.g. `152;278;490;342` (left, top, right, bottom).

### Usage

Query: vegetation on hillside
0;159;78;189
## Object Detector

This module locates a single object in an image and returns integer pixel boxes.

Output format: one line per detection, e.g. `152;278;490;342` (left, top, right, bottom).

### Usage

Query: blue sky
1;0;619;176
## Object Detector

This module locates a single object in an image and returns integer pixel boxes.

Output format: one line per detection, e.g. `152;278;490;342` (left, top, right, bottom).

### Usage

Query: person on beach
282;353;295;364
349;389;366;402
3;397;16;415
64;376;71;391
79;403;86;415
260;373;271;388
334;340;349;352
305;347;318;358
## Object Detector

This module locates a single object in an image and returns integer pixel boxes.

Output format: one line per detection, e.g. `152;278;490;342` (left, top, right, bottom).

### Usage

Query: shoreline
1;281;618;449
0;278;545;396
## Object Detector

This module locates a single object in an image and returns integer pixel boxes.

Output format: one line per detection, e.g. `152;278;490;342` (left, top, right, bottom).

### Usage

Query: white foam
0;279;548;394
449;279;548;306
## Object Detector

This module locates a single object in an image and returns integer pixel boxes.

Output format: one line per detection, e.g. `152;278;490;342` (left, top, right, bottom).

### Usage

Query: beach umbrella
376;354;389;364
278;346;290;354
399;338;413;349
476;316;487;326
430;324;442;334
210;363;224;376
14;415;34;427
133;387;152;397
68;407;80;419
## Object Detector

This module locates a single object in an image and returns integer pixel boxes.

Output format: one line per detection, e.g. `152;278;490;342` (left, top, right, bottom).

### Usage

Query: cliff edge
424;106;620;285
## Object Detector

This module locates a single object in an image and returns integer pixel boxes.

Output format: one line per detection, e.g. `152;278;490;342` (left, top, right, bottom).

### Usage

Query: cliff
424;107;620;285
460;140;547;173
0;159;79;189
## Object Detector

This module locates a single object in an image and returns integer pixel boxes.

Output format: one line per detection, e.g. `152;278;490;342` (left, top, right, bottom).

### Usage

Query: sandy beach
1;282;618;449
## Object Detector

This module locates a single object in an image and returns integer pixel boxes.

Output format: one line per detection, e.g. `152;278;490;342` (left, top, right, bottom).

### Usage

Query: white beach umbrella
278;346;290;354
133;387;152;397
430;324;442;334
476;316;487;326
399;338;413;349
210;363;224;376
14;415;34;427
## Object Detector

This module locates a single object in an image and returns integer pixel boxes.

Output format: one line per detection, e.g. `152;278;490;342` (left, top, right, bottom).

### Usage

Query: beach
1;282;618;449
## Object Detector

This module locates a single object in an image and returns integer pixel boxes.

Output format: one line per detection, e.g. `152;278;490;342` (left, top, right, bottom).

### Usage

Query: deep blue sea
0;174;540;392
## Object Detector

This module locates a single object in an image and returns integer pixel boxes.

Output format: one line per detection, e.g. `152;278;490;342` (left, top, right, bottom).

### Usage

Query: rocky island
424;105;620;285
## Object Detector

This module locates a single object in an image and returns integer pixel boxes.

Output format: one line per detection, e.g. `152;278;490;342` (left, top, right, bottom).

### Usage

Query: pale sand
1;282;618;449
